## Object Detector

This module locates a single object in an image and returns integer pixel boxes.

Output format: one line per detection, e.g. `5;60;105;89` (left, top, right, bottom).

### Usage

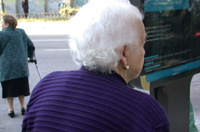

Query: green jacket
0;27;35;82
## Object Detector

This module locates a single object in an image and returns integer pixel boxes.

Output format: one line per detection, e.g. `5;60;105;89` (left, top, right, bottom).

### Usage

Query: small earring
125;65;129;70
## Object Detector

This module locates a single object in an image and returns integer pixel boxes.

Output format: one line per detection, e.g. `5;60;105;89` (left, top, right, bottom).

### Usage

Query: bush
0;11;6;16
59;6;80;18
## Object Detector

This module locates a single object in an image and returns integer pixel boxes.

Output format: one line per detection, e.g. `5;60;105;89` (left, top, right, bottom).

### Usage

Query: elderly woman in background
22;0;169;131
0;14;35;118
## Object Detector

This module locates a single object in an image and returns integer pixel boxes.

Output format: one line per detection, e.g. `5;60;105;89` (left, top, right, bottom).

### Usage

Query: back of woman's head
2;14;18;29
68;0;143;73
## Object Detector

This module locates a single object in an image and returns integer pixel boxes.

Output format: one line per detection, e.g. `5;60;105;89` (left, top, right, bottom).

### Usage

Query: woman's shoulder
133;89;168;119
30;70;79;96
133;89;164;110
46;70;79;78
36;70;79;84
0;29;11;39
15;28;25;33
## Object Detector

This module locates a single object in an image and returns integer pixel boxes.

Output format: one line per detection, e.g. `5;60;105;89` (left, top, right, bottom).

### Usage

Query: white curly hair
68;0;143;73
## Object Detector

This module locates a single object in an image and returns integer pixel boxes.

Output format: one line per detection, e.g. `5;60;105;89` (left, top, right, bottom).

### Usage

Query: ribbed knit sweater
22;66;169;132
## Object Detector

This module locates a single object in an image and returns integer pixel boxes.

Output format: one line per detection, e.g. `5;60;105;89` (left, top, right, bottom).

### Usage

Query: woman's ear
118;45;128;68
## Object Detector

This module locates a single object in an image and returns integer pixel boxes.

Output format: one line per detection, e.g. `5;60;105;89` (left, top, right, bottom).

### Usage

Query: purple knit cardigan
22;66;169;132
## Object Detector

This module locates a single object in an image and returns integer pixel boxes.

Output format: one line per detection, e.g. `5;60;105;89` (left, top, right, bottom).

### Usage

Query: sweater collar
79;66;127;85
3;27;15;31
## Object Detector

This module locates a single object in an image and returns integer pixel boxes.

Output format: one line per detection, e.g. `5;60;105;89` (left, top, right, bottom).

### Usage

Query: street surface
0;22;199;132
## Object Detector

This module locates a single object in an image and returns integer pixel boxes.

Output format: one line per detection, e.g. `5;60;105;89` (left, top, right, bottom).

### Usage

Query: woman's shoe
21;108;26;115
8;110;15;118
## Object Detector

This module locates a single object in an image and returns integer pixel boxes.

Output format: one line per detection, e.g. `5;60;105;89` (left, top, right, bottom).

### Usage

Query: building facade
0;0;88;14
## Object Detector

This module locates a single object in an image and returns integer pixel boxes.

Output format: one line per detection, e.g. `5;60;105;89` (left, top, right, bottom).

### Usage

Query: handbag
0;30;15;56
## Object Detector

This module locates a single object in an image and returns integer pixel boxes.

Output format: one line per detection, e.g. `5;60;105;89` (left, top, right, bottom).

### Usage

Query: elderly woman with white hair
22;0;170;131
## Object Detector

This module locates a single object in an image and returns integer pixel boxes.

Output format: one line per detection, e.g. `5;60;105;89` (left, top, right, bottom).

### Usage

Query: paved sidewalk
17;21;69;36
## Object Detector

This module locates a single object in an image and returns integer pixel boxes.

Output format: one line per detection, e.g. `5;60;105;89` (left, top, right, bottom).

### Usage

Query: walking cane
33;60;42;80
28;59;42;80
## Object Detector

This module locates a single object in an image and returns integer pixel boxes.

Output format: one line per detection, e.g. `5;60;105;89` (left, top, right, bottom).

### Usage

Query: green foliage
59;6;80;18
1;6;80;22
0;11;6;16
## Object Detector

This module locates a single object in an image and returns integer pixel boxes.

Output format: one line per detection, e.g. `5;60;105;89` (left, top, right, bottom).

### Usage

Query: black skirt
1;77;30;98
